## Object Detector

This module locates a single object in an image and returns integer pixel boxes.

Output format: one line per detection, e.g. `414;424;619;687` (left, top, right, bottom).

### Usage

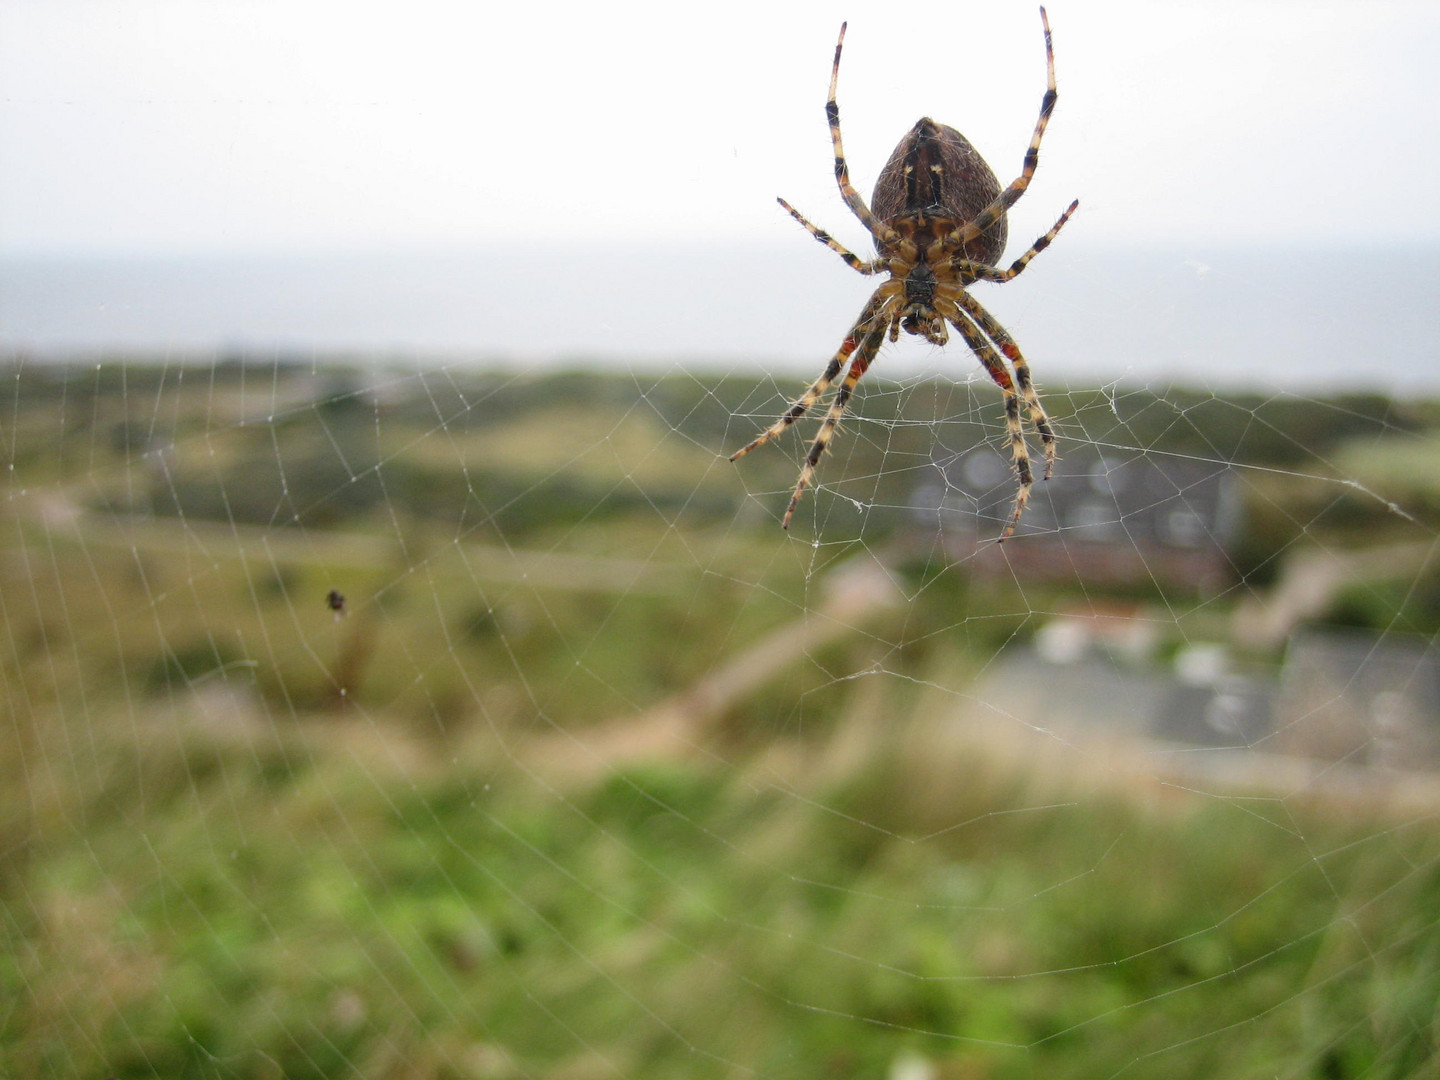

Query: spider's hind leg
949;6;1062;250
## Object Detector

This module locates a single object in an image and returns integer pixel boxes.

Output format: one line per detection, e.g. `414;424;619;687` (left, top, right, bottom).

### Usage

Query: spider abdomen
871;118;1007;266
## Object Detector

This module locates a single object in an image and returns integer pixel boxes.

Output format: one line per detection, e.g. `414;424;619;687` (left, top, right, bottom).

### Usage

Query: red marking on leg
986;365;1015;391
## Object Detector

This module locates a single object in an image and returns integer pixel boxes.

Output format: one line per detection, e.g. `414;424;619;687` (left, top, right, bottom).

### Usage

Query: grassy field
3;360;1439;1078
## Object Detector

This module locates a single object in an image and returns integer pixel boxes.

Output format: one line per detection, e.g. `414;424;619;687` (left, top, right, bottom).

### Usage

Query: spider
730;6;1078;539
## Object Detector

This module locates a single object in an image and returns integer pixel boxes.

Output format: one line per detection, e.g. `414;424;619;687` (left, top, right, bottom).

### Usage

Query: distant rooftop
910;447;1243;588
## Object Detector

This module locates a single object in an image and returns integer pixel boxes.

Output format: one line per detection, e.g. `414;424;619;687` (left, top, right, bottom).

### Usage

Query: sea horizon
4;240;1437;394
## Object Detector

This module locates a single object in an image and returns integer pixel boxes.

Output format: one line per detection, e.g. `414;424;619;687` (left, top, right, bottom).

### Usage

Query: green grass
7;691;1440;1079
4;361;1440;1078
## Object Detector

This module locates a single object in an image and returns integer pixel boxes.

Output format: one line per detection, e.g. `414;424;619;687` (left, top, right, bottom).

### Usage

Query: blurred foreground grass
8;677;1440;1079
3;361;1440;1078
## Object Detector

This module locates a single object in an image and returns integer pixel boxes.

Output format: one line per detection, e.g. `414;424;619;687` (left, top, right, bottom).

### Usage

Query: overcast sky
3;0;1438;258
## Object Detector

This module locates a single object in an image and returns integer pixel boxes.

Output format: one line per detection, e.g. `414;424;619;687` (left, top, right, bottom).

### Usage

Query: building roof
911;447;1243;549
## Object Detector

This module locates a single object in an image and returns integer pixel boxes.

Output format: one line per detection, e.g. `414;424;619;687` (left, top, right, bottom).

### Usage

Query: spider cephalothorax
731;7;1078;539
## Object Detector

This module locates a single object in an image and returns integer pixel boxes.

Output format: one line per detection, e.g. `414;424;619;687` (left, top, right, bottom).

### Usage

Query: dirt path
1232;539;1437;650
533;559;904;780
10;490;684;595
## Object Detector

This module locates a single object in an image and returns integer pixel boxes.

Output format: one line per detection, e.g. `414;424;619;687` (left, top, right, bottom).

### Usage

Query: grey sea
3;242;1437;393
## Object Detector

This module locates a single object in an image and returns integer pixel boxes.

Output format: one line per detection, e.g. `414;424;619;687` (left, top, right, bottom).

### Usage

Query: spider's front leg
939;302;1037;541
730;291;887;461
782;319;887;529
953;290;1056;481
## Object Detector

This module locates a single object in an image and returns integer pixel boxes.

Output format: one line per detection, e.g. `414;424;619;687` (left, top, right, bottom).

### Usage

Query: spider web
4;308;1440;1079
5;2;1440;1072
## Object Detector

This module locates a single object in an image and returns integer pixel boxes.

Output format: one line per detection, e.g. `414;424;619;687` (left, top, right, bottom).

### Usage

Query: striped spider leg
729;289;898;529
732;6;1077;539
779;312;891;529
933;294;1043;537
940;195;1081;496
948;7;1062;251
